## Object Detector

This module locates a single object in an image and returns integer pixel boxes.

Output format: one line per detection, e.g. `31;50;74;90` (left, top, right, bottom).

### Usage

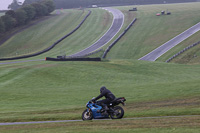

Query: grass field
0;60;199;122
0;2;200;132
0;9;87;58
0;60;200;131
0;8;112;59
1;3;200;63
106;3;200;63
159;30;200;64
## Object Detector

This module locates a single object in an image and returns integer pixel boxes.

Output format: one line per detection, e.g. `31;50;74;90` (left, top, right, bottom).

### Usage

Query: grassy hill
1;3;200;63
159;30;200;64
0;59;199;132
0;60;199;121
106;3;200;64
0;8;112;59
0;2;200;132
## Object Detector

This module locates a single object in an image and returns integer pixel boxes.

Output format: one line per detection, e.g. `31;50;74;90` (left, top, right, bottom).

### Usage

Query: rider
92;86;116;111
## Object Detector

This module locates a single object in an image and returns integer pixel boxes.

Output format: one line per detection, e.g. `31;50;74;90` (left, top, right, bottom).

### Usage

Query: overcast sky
0;0;25;10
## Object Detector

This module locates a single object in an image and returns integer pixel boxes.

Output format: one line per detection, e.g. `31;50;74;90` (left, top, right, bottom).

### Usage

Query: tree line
0;0;55;35
17;0;197;10
52;0;196;9
0;0;196;35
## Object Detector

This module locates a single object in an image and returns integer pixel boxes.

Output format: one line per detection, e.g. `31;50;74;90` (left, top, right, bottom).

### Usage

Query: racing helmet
100;86;106;93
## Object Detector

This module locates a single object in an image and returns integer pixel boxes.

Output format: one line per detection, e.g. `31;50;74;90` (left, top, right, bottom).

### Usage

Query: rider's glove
91;97;96;102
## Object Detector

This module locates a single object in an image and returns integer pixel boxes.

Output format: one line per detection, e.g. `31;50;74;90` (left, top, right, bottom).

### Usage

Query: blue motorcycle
82;97;126;120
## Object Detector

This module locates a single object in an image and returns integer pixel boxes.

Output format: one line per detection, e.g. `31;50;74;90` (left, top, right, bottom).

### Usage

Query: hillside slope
0;8;112;59
0;60;199;122
107;2;200;64
0;3;199;131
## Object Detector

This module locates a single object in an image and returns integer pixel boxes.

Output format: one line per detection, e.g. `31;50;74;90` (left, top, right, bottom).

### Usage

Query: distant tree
0;18;5;34
5;10;16;18
23;0;42;5
8;0;22;10
42;0;55;14
1;14;16;31
15;9;27;26
0;0;55;34
31;3;48;17
21;5;36;23
40;4;49;16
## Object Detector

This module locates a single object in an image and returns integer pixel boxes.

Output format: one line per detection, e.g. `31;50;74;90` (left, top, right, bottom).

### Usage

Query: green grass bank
107;3;200;64
0;8;112;59
0;60;199;122
0;2;200;132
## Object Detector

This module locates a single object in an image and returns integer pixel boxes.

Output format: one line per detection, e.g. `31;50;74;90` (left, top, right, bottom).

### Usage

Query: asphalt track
139;21;200;61
0;115;199;126
0;7;124;64
1;8;200;64
68;7;124;57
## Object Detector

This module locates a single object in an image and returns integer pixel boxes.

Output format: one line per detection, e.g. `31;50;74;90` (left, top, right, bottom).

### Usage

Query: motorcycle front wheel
110;106;124;119
82;109;93;120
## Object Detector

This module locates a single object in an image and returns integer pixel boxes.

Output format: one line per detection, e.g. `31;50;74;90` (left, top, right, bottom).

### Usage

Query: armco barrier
45;57;101;61
166;40;200;63
102;18;137;58
0;10;91;61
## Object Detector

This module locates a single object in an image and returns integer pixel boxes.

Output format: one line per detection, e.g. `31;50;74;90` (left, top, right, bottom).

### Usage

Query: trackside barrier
45;57;101;61
0;10;91;61
165;40;200;63
67;49;103;58
102;18;137;58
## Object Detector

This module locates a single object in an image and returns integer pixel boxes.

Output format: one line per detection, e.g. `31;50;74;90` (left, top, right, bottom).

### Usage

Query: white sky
0;0;25;10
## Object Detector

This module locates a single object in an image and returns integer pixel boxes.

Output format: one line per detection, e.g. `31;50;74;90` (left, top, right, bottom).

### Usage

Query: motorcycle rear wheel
82;109;93;120
110;106;124;119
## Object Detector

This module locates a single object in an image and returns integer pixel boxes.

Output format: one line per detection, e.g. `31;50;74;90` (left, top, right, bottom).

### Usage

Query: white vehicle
92;5;98;8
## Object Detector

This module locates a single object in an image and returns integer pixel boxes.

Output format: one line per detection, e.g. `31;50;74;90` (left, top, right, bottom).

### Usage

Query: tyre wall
102;18;137;59
166;40;200;63
45;57;101;61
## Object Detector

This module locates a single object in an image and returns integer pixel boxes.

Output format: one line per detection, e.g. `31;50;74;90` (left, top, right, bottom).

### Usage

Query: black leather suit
94;87;116;106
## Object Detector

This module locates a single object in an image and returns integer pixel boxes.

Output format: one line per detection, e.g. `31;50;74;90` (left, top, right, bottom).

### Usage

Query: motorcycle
82;97;126;120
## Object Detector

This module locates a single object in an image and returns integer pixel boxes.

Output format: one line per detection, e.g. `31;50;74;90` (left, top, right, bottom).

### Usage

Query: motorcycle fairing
87;102;109;119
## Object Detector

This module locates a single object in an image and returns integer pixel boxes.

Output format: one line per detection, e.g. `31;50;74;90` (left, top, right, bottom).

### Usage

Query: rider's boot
101;105;109;116
104;105;109;111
